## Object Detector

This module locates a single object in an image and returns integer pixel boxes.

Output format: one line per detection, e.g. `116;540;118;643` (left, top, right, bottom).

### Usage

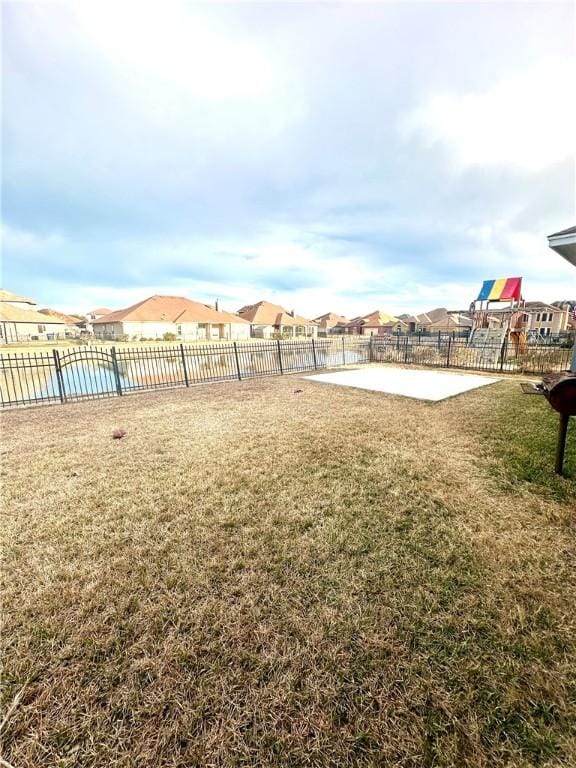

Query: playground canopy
476;277;522;302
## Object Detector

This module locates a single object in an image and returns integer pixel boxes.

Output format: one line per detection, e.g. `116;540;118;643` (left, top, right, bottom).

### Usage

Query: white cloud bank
402;57;576;171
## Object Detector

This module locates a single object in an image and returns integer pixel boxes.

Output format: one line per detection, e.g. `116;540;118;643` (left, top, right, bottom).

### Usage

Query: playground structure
469;277;527;365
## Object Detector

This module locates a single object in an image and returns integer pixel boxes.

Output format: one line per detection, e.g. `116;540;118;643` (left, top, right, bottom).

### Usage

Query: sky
2;0;575;318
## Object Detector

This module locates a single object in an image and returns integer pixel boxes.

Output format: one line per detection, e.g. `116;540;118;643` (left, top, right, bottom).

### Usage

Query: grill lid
542;371;576;415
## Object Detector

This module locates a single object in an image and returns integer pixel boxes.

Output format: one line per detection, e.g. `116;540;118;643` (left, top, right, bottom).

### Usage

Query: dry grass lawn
1;370;575;767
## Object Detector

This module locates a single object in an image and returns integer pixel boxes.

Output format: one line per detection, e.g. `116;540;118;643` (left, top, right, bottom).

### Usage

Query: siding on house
523;302;570;336
0;303;67;342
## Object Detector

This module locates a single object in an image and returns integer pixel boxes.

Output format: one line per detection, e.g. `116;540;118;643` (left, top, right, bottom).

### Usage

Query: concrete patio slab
305;366;500;401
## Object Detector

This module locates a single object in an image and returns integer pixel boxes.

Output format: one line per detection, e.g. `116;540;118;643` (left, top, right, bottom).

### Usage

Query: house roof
0;289;36;305
39;308;83;324
88;307;113;315
548;225;576;267
406;307;472;327
346;310;404;328
523;301;565;311
486;301;564;314
237;300;316;326
93;295;250;325
548;225;576;238
313;312;350;328
0;303;66;324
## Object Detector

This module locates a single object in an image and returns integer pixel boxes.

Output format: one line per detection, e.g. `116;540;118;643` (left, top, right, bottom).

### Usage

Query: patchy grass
453;384;575;500
1;373;575;767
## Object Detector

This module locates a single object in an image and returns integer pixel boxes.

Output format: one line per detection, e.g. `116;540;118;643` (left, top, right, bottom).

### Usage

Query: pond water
41;362;131;398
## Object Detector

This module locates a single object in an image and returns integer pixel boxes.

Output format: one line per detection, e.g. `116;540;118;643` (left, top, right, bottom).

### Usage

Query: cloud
74;2;277;102
2;1;575;318
402;57;576;172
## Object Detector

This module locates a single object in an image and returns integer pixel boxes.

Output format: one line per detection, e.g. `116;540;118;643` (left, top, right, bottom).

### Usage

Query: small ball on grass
112;429;127;439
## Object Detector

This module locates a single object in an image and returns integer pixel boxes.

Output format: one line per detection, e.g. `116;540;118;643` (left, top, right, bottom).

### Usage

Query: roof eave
548;232;576;267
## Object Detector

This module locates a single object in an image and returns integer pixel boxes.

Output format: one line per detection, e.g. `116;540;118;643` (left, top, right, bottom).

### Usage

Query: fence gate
53;347;123;401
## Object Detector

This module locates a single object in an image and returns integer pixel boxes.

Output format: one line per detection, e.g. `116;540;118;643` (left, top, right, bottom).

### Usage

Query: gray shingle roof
548;225;576;237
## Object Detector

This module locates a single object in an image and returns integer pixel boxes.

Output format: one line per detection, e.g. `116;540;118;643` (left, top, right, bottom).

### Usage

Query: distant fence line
0;336;572;409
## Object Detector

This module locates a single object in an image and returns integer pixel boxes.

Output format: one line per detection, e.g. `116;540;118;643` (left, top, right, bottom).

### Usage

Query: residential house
92;295;251;341
87;307;113;322
85;307;113;334
237;301;318;338
523;302;570;337
39;308;83;337
0;289;68;342
313;312;350;336
474;302;571;337
345;311;407;336
405;307;472;335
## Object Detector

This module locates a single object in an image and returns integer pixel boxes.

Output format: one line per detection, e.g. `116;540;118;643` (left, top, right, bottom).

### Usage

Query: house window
38;324;46;333
536;313;540;321
177;325;182;336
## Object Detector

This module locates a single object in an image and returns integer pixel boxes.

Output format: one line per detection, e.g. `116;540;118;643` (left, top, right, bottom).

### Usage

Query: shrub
163;332;178;342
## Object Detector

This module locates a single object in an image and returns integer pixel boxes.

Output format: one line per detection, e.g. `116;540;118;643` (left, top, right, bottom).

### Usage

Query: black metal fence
388;329;574;346
0;338;371;408
0;336;572;409
371;335;573;374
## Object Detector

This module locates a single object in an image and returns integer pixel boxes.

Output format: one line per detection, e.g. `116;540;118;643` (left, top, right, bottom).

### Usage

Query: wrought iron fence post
404;336;409;364
180;343;190;387
277;339;284;374
369;336;374;362
110;346;123;396
311;337;317;369
342;336;346;366
446;336;452;368
52;349;66;403
233;341;242;380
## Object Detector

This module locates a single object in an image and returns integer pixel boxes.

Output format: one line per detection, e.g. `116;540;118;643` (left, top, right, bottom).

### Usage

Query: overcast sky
2;0;575;317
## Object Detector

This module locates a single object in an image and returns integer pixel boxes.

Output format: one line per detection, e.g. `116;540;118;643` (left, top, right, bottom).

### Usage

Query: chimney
290;308;295;317
215;298;219;311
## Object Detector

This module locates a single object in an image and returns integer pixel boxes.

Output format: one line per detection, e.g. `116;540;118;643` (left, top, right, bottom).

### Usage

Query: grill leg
555;413;570;476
